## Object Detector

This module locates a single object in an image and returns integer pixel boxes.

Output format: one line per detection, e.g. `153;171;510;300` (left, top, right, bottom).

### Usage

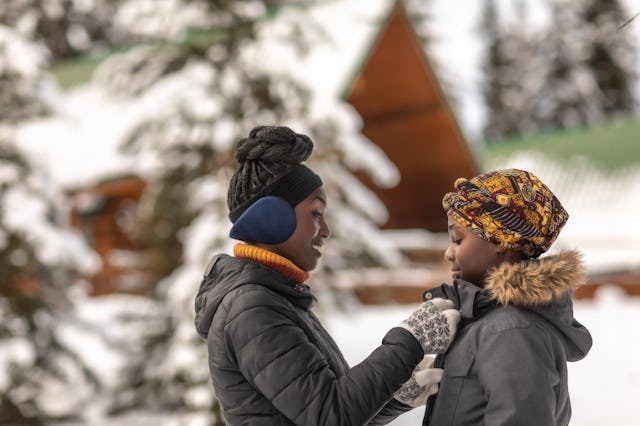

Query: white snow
16;61;222;187
114;0;211;39
0;24;47;76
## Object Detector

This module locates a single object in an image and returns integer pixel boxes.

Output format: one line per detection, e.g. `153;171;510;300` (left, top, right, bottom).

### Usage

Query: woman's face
444;216;505;287
266;187;330;272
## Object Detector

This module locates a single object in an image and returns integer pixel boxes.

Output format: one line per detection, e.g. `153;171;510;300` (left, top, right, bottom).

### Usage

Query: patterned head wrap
442;169;568;258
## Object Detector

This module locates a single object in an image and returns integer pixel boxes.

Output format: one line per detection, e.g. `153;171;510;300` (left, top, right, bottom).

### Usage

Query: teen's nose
444;243;455;262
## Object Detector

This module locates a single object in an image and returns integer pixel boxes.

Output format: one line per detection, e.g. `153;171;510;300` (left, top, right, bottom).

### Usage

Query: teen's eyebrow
315;195;326;205
447;222;459;231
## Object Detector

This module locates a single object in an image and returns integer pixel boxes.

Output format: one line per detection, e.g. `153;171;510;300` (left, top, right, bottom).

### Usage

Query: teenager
422;168;593;426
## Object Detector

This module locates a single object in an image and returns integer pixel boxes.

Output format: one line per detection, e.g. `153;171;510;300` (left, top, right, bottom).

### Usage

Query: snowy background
2;0;640;424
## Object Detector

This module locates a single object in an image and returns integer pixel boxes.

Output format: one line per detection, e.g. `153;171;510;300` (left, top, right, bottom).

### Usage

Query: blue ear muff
229;196;296;244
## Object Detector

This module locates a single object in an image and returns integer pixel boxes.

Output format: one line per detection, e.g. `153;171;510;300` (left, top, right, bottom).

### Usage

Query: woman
194;126;460;425
422;169;593;425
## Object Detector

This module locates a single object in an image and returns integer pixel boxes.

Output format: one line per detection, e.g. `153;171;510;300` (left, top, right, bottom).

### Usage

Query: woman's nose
320;217;330;239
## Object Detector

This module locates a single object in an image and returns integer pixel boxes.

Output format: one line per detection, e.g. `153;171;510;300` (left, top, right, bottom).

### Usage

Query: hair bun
234;126;313;165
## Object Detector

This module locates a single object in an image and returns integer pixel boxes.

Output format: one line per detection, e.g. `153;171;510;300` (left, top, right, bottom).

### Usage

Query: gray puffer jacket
423;250;592;426
194;254;423;425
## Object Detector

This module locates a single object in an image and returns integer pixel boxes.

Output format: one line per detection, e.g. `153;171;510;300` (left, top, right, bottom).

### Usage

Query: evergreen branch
618;11;640;32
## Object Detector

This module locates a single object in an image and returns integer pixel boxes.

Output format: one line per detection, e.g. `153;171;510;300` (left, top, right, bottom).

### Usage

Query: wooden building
335;0;478;303
68;175;154;296
346;0;477;232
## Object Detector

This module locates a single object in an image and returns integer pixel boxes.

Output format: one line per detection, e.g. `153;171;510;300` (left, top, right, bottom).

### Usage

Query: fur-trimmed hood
423;250;592;362
485;250;586;307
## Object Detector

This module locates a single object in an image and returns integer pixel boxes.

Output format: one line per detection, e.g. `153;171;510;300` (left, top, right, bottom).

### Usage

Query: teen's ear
497;247;524;262
229;196;296;244
494;245;511;259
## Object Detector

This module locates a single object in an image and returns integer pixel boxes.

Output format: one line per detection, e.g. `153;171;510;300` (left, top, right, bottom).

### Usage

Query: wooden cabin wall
68;176;156;296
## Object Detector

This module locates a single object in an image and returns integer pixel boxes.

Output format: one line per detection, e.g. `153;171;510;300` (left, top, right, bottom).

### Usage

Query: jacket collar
195;255;315;339
424;280;496;324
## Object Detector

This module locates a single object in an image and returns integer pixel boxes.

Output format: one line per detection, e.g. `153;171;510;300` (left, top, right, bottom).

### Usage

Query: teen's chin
451;271;461;280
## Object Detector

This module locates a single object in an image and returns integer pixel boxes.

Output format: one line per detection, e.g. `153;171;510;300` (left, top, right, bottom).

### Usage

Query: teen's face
444;217;504;287
269;187;330;272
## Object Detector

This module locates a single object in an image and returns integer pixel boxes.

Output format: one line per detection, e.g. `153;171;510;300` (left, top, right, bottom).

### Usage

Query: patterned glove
394;355;443;407
399;298;460;354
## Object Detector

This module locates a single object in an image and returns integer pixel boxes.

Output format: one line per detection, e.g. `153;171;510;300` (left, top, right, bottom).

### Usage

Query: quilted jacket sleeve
223;287;423;426
369;399;413;425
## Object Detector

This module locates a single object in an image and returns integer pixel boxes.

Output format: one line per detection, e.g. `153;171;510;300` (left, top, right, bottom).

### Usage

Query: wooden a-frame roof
344;0;477;232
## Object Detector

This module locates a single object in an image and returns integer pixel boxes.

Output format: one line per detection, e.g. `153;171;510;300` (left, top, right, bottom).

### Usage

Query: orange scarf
233;243;310;283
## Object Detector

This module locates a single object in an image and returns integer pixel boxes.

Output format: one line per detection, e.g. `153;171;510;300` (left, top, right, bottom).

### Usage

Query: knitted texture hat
442;169;568;258
228;164;322;223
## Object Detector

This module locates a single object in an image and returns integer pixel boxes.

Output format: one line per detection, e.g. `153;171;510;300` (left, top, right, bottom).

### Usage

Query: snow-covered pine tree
0;25;49;123
0;0;128;60
482;0;512;140
481;0;548;140
481;0;636;139
581;0;636;117
0;26;98;425
85;0;406;423
538;0;608;129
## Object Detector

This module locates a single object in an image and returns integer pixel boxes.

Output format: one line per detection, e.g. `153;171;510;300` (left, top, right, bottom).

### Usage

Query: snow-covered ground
326;286;640;426
47;286;640;426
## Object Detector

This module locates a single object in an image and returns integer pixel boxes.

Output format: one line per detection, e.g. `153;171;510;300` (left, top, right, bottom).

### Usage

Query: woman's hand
394;355;443;407
399;298;460;354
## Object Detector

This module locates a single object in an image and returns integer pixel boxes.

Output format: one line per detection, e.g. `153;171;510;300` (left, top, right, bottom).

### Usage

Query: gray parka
194;254;423;426
423;250;592;426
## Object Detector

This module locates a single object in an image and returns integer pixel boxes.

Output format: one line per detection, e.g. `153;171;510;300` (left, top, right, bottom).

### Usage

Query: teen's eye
312;211;323;218
453;238;462;245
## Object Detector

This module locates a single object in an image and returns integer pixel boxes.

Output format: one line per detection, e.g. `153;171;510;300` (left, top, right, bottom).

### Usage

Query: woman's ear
229;196;296;244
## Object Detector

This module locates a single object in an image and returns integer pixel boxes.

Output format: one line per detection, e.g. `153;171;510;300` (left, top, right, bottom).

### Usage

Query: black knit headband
228;164;323;223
